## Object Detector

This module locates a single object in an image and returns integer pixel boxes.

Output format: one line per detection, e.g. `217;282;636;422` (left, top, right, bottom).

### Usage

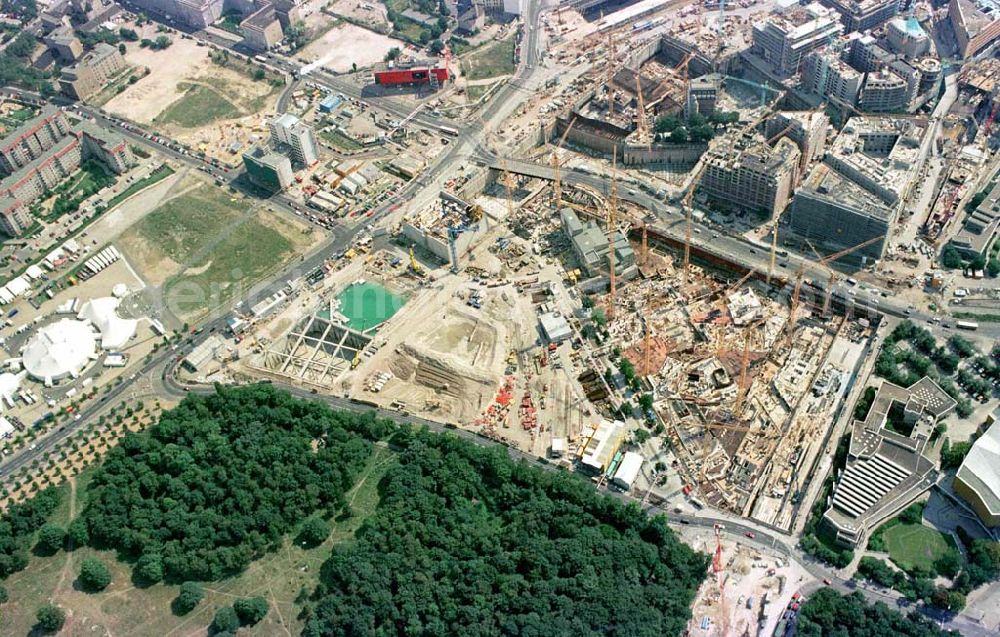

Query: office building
0;106;72;175
949;0;1000;60
789;116;923;263
700;136;801;218
560;207;634;277
951;176;1000;258
686;75;719;116
243;144;293;192
803;50;863;107
846;33;894;72
822;0;900;32
59;43;127;102
860;67;915;112
751;3;844;76
886;16;931;58
764;110;829;174
268;113;319;167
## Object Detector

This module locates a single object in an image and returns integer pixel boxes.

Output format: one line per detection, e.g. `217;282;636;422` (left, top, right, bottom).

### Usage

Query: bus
439;125;459;137
956;320;979;331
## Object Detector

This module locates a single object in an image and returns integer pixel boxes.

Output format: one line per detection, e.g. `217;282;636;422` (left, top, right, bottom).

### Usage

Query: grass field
461;37;516;81
103;165;175;210
883;523;954;572
121;179;318;320
320;128;363;151
124;183;244;268
155;83;241;128
465;82;496;103
0;448;396;636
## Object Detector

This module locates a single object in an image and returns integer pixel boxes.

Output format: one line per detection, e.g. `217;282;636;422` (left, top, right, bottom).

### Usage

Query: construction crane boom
607;149;618;319
552;118;577;209
807;235;882;316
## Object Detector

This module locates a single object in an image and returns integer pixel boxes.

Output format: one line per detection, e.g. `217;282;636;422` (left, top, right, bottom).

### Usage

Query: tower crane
635;74;651;148
606;33;617;120
681;160;708;290
552;118;577;209
808;236;883;316
606;149;619;319
500;158;515;219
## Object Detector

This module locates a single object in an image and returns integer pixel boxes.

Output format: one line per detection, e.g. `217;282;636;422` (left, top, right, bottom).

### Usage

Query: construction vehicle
408;246;425;277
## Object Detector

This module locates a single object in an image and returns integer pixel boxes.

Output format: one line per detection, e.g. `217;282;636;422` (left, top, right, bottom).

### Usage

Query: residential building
0;112;134;234
822;0;900;32
59;43;127;102
0;196;31;237
127;0;224;29
954;410;1000;527
272;0;302;28
243;144;293;192
949;0;1000;60
268;113;319;166
886;16;931;58
699;136;801;218
764;110;829;176
0;135;83;204
0;106;72;174
803;50;863;107
241;4;283;52
751;2;844;77
44;24;83;62
476;0;519;15
75;121;135;174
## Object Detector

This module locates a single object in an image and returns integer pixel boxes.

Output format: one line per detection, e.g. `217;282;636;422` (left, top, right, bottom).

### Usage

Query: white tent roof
24;264;43;280
5;276;29;297
22;319;97;383
78;297;137;350
957;418;1000;518
0;370;25;404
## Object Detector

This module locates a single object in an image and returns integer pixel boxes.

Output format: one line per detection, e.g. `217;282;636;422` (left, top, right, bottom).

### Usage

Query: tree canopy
80;386;384;582
304;428;710;636
798;589;958;637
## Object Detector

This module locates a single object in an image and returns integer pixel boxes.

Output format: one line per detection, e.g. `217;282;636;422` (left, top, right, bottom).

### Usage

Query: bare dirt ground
297;22;405;72
105;38;281;158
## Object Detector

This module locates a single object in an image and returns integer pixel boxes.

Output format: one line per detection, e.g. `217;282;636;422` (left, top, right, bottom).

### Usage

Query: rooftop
956;415;1000;518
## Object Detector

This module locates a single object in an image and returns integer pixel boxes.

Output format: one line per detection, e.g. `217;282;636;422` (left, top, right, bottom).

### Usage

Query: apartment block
0;196;31;237
751;3;844;77
0;136;83;204
0;106;72;174
268;113;319;166
75;122;135;174
699;136;801;219
241;4;283;52
59;43;127;102
128;0;224;29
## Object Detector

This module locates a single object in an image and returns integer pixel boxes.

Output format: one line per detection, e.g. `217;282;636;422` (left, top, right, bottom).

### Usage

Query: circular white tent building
22;319;97;384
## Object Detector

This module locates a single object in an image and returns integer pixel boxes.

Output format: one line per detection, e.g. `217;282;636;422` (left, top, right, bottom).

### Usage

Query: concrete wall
622;142;705;169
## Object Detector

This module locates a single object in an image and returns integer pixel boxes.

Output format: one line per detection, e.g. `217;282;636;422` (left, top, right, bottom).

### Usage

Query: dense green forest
303;428;710;636
79;385;388;581
797;589;959;637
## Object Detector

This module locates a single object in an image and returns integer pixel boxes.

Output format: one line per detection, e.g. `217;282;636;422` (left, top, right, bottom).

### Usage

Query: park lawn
0;447;396;636
883;523;954;573
156;83;241;128
461;37;516;81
